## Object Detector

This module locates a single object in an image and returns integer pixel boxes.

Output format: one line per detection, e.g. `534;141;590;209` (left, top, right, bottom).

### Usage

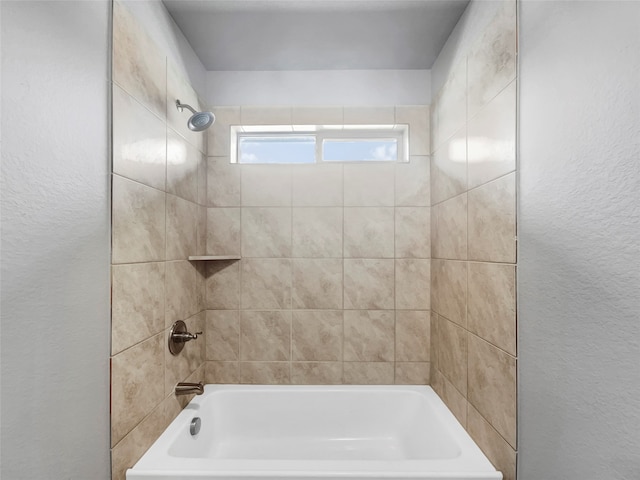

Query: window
231;125;408;164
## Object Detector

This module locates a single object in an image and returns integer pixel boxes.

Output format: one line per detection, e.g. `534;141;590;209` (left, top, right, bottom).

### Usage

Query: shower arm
176;100;197;115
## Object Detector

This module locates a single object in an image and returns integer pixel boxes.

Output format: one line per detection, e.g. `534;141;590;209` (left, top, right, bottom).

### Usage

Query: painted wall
0;1;111;478
204;105;431;385
206;70;431;106
518;2;640;479
109;2;209;479
121;0;207;96
429;1;518;479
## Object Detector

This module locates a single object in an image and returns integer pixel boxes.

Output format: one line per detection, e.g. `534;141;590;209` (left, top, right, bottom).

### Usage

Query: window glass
238;135;316;164
322;139;398;162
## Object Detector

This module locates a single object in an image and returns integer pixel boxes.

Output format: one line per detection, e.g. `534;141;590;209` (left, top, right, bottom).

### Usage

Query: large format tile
112;85;166;191
431;129;467;204
207;208;241;255
395;310;430;362
395;105;430;156
292;207;343;258
291;362;343;385
292;106;343;125
164;260;198;327
343;106;395;124
241;165;292;206
395;362;430;385
468;335;517;448
166;131;199;203
111;333;164;446
240;362;290;384
208;107;240;157
468;405;517;480
207;156;240;207
205;361;239;384
395;156;430;207
196;205;207;256
395;207;430;258
344;207;394;258
467;81;516;189
430;312;440;370
437;317;467;395
112;0;166;119
292;310;343;361
205;260;240;309
344;310;395;362
467;0;517;117
112;175;165;264
344;164;395;206
395;259;430;310
468;173;516;263
206;310;239;361
197;153;207;206
111;262;165;355
166;195;198;260
433;59;466;149
468;262;516;355
431;193;467;260
343;259;395;310
240;310;291;361
195;260;207;311
111;397;169;480
241;207;292;257
343;362;394;384
241;258;292;309
241;106;292;125
431;259;467;327
432;368;468;427
292;164;343;207
292;259;343;309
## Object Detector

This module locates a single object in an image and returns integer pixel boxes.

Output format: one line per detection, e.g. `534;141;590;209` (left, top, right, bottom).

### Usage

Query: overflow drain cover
190;417;201;436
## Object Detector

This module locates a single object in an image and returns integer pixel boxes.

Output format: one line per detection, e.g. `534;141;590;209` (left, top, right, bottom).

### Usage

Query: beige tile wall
110;2;208;479
204;105;432;386
430;1;518;479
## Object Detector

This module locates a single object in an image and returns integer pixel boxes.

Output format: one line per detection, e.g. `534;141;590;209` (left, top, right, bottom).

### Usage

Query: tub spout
175;382;204;396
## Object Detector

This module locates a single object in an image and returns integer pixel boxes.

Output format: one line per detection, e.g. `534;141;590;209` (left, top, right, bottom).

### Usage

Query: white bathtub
127;385;502;480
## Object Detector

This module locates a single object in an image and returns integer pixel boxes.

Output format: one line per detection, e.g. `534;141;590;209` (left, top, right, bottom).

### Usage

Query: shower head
175;100;215;132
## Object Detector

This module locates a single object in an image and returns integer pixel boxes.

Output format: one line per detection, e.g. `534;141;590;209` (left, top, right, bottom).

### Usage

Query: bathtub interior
129;385;502;480
168;388;462;461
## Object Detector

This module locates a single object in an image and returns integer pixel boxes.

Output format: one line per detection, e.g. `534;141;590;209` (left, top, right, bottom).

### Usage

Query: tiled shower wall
203;106;432;385
430;1;517;479
109;2;208;479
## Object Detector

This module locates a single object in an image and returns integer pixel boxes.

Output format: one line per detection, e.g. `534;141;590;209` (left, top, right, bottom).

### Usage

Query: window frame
231;124;409;164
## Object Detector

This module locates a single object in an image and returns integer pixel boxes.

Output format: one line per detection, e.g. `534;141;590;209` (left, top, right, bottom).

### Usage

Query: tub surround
204;105;432;386
110;2;209;479
111;1;518;479
429;1;517;478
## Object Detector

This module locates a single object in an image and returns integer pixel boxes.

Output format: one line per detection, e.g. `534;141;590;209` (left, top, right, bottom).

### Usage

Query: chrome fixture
190;417;202;436
175;382;204;396
175;99;215;131
168;320;202;355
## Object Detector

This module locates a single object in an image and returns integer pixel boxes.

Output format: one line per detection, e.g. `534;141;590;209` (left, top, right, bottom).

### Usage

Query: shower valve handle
168;320;202;355
172;331;202;343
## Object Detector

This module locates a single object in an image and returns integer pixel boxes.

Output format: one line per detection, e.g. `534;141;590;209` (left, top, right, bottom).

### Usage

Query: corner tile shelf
188;255;241;261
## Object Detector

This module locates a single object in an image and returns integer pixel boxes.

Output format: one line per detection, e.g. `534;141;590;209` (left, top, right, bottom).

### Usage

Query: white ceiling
163;0;470;71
